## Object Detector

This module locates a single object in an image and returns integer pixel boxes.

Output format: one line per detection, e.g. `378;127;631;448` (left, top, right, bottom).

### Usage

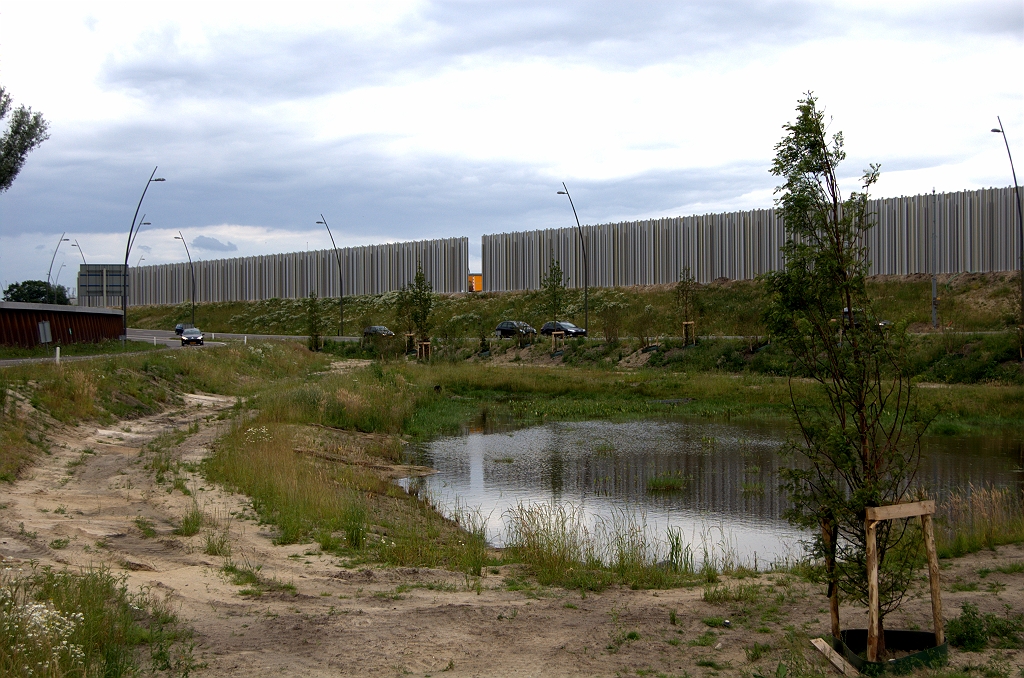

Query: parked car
363;325;395;337
540;321;587;338
181;328;204;346
174;322;194;336
494;320;537;339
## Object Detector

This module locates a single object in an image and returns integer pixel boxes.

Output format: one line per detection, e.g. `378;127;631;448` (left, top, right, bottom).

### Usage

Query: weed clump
946;602;1024;651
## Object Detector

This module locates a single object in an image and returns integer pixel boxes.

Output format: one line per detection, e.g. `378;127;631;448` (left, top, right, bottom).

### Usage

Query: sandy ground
1;391;1023;677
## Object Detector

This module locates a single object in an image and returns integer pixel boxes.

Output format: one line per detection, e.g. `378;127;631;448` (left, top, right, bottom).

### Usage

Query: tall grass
205;420;382;545
502;501;741;590
936;484;1024;557
0;341;329;480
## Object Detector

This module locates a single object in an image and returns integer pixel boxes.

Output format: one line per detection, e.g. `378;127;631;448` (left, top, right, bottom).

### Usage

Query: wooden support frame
680;321;696;345
416;341;431;361
405;332;415;354
551;330;565;352
864;499;942;662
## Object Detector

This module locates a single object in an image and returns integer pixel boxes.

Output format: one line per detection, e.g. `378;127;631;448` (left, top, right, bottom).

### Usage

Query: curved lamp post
46;233;70;303
992;117;1024;329
54;263;66;291
123;167;165;339
317;214;345;337
557;183;589;335
71;240;87;265
174;232;196;327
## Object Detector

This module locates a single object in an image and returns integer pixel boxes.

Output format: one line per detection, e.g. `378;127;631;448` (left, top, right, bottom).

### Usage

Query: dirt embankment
1;392;1022;677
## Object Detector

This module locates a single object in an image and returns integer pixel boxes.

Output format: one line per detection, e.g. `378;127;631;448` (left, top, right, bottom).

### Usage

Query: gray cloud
191;235;237;252
100;1;1019;107
101;1;834;103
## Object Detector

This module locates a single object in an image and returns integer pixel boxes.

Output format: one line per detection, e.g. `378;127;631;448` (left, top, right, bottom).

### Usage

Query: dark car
181;328;204;346
174;322;195;336
540;321;587;337
363;325;395;337
494;320;537;338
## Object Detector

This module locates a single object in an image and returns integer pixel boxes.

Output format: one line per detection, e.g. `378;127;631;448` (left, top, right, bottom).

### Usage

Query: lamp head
174;236;182;240
152;177;165;182
316;220;325;224
992;128;1003;133
557;191;567;195
141;221;151;226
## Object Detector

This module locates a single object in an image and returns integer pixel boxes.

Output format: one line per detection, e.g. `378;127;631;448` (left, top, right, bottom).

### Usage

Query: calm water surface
400;419;1024;566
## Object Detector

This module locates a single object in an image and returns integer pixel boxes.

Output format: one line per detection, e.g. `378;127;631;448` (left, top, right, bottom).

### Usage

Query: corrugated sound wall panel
483;187;1021;290
129;237;468;306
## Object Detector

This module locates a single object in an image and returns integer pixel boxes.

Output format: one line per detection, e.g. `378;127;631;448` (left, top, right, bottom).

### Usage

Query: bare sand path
1;392;1022;677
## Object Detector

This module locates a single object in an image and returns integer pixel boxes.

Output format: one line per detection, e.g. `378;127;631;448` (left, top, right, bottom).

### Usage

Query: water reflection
400;419;1024;566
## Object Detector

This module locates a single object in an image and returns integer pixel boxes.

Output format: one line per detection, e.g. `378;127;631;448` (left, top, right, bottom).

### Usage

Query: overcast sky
0;1;1021;290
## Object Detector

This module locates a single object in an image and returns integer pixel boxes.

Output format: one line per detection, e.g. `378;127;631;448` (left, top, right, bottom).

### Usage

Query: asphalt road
127;329;359;343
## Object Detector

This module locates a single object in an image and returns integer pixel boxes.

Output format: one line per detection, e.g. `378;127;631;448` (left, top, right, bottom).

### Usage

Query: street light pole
46;232;70;304
992;117;1024;331
557;183;588;335
123;167;165;339
71;239;87;265
174;232;196;327
317;214;345;337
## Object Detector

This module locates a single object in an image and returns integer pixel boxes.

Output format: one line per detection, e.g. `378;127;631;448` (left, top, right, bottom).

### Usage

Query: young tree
1;86;49;193
306;291;324;351
542;259;565;322
763;94;927;648
409;263;434;342
674;266;700;328
593;289;627;343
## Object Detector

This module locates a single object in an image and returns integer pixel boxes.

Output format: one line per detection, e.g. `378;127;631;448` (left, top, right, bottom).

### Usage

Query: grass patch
703;581;763;604
746;642;772;662
173;502;206;536
203;530;231;557
0;339;163;361
0;565;198;677
134;516;156;538
979;563;1024;578
221;554;296;597
646;472;691;492
690;631;717;647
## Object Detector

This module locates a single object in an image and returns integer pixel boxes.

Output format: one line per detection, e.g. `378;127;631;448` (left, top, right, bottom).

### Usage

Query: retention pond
401;419;1024;567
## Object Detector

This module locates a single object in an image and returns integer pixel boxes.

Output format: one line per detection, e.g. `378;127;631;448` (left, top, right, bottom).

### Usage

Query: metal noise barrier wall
482;186;1021;291
129;237;469;306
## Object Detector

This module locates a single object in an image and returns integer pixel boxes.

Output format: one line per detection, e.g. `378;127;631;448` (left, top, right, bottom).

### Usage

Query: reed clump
502;501;739;590
936;484;1024;557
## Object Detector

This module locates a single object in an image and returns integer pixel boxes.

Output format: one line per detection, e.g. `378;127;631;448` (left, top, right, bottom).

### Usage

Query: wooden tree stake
864;500;942;662
865;517;879;661
921;513;944;646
